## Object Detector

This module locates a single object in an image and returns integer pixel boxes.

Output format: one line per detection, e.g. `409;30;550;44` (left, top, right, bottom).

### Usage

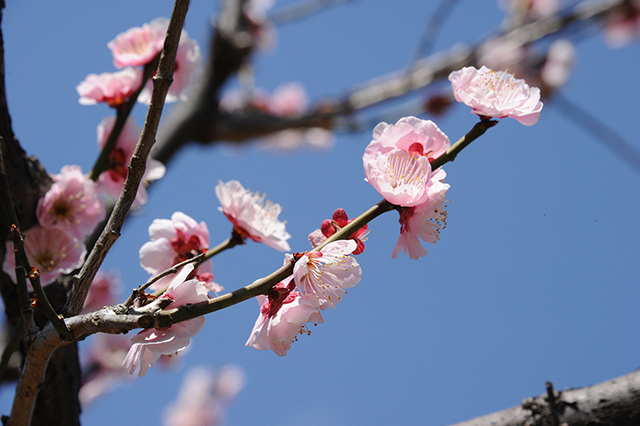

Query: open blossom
2;226;86;287
95;116;165;208
123;265;209;377
139;212;219;292
291;240;362;309
216;180;291;252
448;66;543;125
164;365;245;426
36;165;105;240
76;68;142;107
246;277;324;356
363;116;449;207
392;168;449;260
309;208;368;255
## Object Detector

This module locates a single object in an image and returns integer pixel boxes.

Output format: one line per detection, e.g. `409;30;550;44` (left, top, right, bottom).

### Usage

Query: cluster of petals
363;116;449;207
245;277;324;356
36;165;105;241
79;334;132;406
2;225;86;287
392;168;449;260
540;39;576;91
448;65;543;125
108;18;202;104
164;365;245;426
123;265;209;377
95;116;165;208
308;208;368;255
76;67;142;107
215;180;291;252
139;212;218;292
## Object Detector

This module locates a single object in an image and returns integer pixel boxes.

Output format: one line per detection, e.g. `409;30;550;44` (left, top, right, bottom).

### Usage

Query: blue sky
1;1;639;425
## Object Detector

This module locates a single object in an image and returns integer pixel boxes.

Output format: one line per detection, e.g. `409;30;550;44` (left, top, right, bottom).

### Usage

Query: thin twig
269;0;355;26
408;0;462;66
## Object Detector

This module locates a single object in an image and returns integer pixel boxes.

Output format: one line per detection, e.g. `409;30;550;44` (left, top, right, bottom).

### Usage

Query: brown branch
64;0;191;317
448;370;640;426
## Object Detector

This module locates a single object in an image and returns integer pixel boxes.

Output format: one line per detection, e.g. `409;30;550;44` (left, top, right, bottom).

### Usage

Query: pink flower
80;334;132;406
243;0;277;52
216;180;291;252
82;270;121;314
76;68;143;107
291;240;362;309
108;19;166;68
499;0;559;20
123;265;209;377
448;66;543;125
139;212;218;293
163;365;245;426
246;277;324;356
95;116;165;208
392;168;449;260
36;165;105;241
2;225;86;287
268;83;308;116
363;116;449;207
310;208;368;255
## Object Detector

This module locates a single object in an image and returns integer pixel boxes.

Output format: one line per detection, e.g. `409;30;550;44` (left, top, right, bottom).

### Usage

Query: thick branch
449;370;640;426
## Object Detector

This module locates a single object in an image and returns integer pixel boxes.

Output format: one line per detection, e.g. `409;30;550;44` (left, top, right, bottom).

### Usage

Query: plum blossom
448;66;543;125
164;365;245;426
36;165;105;240
246;277;324;356
2;225;86;287
291;240;362;309
82;270;121;314
243;0;276;51
308;208;368;255
216;180;291;252
95;116;165;208
108;18;202;103
392;168;449;260
76;68;143;107
123;265;209;377
363;116;449;207
139;212;219;293
80;334;132;406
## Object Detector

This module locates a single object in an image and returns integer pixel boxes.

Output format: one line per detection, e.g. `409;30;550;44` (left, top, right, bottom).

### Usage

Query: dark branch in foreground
449;369;640;426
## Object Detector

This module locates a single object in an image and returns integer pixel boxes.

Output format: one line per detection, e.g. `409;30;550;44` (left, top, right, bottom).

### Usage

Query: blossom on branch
37;165;105;241
80;334;132;406
139;212;218;292
246;277;324;356
291;240;362;309
2;225;86;287
76;68;143;107
392;169;449;260
95;116;166;208
363;116;449;207
308;208;368;254
108;18;202;103
216;180;291;252
448;66;543;125
603;0;640;47
123;265;209;377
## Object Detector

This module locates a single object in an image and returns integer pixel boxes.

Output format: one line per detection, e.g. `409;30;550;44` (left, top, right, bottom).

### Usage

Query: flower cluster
362;116;450;259
308;208;368;254
246;240;362;356
2;165;103;286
